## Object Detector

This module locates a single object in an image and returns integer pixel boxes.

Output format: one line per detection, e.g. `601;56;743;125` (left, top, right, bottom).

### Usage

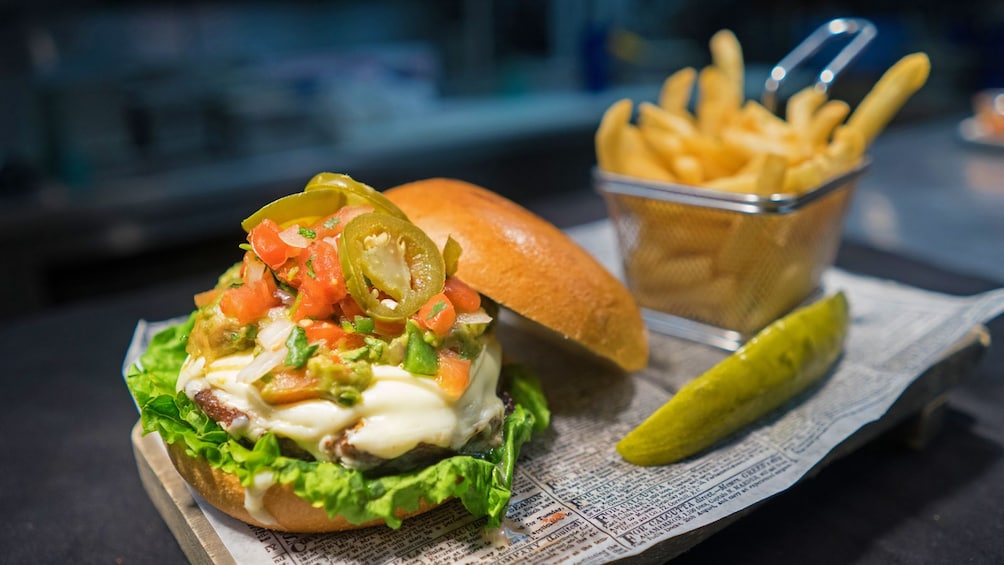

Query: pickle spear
617;291;849;466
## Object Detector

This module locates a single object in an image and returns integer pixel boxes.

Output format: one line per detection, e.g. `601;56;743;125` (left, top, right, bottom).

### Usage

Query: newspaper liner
124;220;1004;564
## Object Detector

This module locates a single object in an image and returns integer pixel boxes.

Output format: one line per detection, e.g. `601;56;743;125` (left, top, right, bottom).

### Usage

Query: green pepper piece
442;236;463;278
339;213;445;322
241;189;347;232
284;326;318;369
403;321;438;376
351;316;375;334
305;172;409;220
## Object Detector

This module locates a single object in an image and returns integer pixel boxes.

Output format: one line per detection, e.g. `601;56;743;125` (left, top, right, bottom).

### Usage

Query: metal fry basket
597;163;867;351
597;18;876;351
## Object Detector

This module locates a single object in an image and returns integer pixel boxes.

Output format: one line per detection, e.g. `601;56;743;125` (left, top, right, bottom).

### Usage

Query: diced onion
457;311;493;325
176;356;206;393
276;289;296;306
258;318;295;351
279;226;310;248
245;260;267;284
236;348;287;383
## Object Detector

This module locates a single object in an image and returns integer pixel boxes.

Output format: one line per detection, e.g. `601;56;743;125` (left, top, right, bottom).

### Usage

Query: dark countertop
1;118;1002;564
843;116;1004;284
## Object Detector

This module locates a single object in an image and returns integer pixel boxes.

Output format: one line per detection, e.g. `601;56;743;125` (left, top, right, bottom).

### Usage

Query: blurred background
0;0;1001;319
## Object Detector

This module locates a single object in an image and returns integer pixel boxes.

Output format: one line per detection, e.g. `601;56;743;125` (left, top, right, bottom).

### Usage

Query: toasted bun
385;178;648;372
165;441;441;532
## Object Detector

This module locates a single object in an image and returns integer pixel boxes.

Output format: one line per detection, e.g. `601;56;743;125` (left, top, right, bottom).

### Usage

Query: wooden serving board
133;425;237;565
132;326;990;564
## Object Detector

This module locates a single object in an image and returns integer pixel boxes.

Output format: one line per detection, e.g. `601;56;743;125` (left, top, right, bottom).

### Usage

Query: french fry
782;154;825;193
786;86;827;133
697;65;740;137
658;67;697;117
716;214;768;275
633;206;732;256
632;274;737;325
826;125;866;170
596;99;676;181
690;276;740;326
681;134;745;178
806;100;851;146
595;98;632;171
671;155;705;185
710;30;744;107
749;260;815;329
618;124;677;182
754;153;789;196
704;172;756;193
638;102;698;138
635;254;715;289
738;100;794;140
846;52;931;146
639;125;685;166
721;127;808;164
736;152;767;176
640;114;705;184
640;128;706;185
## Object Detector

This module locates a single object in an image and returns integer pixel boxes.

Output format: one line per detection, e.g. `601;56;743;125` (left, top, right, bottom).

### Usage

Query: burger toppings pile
178;173;507;473
127;173;549;531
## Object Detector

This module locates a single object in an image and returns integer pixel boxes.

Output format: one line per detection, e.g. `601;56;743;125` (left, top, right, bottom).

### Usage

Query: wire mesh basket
597;162;867;350
595;18;877;350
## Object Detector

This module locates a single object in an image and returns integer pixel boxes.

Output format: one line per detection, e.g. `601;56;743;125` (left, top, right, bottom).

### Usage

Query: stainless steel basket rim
594;159;870;215
641;307;749;351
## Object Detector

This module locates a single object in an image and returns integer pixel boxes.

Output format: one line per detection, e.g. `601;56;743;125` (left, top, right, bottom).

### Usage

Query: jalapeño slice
339;213;445;322
305;172;408;220
241;189;348;232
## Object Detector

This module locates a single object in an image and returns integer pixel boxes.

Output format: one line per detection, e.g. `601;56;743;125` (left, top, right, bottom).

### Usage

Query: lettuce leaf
124;316;549;529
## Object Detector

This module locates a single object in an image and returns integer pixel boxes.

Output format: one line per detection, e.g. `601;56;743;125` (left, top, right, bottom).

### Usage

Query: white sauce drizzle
243;471;278;526
482;518;528;548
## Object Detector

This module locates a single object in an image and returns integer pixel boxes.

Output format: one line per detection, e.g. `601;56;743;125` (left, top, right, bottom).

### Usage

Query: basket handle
761;18;877;113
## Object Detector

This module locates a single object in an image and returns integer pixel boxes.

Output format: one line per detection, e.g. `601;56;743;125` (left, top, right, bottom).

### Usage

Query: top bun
385;178;648;372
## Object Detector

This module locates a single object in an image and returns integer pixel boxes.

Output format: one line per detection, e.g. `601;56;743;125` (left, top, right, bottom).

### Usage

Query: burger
126;173;647;533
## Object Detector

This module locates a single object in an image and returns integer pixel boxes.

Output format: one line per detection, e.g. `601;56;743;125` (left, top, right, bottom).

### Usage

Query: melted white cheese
177;336;504;467
244;471;278;526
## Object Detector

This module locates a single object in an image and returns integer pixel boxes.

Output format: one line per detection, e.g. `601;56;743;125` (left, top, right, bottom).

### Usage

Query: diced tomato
290;240;347;321
443;277;481;313
258;369;322;405
303;321;367;349
299;241;346;302
311;205;374;240
220;279;280;325
273;260;301;288
339;297;366;320
248;219;296;270
373;319;405;337
343;333;367;349
436;351;471;399
303;321;348;346
292;283;335;321
417;292;457;338
193;288;221;308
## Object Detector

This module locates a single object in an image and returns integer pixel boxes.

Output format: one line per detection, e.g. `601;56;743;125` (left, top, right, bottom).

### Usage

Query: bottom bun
165;440;442;532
